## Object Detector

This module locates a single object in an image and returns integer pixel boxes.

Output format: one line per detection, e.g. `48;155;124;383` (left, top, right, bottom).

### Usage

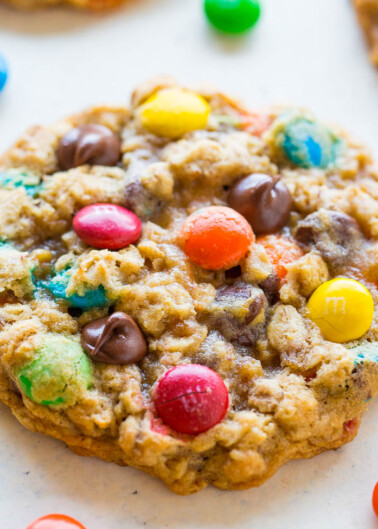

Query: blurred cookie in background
353;0;378;66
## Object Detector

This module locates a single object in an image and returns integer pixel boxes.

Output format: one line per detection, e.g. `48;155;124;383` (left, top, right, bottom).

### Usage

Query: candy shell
40;269;108;310
73;203;142;250
154;364;229;435
17;334;92;407
26;513;86;529
179;206;254;270
0;171;42;197
204;0;261;34
0;55;8;93
307;278;374;343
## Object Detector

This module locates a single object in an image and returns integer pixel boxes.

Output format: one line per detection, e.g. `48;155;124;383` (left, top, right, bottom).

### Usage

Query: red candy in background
153;364;229;435
373;482;378;516
73;203;142;250
26;514;86;529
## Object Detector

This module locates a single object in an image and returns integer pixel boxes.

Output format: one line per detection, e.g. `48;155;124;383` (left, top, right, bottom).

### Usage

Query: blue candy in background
280;116;342;169
352;343;378;365
0;172;42;197
0;55;8;93
39;269;109;310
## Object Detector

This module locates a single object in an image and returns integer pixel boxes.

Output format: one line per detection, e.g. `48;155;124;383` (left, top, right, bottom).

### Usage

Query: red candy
73;203;142;250
153;364;229;435
26;514;86;529
373;482;378;517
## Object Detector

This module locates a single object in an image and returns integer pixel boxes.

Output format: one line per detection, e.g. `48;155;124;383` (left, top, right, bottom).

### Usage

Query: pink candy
73;204;142;250
153;364;229;435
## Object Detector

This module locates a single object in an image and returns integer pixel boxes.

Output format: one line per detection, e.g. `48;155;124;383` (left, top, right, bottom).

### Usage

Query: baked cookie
353;0;378;66
1;0;122;9
0;77;377;495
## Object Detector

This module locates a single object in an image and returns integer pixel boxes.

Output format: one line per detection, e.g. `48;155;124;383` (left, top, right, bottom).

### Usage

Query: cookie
353;0;378;66
2;0;122;9
0;77;377;495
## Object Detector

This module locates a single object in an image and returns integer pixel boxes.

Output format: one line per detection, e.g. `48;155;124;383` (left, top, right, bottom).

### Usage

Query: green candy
0;171;42;197
204;0;261;34
17;334;92;407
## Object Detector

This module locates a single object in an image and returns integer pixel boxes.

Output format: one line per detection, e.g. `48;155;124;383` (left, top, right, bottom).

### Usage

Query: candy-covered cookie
0;78;377;495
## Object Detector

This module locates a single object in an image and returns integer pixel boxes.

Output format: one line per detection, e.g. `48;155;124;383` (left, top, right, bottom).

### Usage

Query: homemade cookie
353;0;378;66
0;78;377;495
2;0;122;9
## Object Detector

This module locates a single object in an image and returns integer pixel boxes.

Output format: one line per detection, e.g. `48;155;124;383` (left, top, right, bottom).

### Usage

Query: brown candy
227;173;292;235
58;124;121;170
81;312;147;365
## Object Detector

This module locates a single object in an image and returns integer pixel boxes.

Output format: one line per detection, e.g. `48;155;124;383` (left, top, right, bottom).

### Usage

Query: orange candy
26;514;86;529
373;482;378;517
240;111;271;137
179;206;254;270
257;235;303;280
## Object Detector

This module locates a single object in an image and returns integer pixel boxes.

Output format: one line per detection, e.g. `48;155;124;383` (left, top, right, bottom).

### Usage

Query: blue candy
39;269;108;310
351;343;378;365
280;117;341;169
0;171;42;197
0;55;8;93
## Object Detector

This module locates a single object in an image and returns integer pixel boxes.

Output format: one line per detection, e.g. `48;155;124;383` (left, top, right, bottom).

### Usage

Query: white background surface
0;0;377;527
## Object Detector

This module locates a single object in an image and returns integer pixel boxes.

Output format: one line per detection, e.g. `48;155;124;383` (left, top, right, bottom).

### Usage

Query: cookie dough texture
354;0;378;66
0;78;377;495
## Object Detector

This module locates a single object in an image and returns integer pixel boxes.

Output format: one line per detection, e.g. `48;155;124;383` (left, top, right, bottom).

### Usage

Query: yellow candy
307;278;374;343
139;88;210;138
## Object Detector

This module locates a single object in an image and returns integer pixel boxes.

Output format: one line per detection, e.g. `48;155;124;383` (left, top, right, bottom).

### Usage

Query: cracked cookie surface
0;77;377;494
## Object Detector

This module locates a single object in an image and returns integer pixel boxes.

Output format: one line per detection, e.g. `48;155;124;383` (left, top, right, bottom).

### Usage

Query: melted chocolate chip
258;273;280;304
225;265;242;280
81;312;147;365
58;124;121;170
228;173;292;235
124;180;162;220
294;209;362;268
216;283;253;300
212;283;265;346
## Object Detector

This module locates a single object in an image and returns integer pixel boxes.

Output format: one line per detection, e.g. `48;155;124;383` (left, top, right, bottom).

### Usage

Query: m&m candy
373;482;378;517
17;334;92;407
279;117;340;169
0;54;8;93
154;364;229;435
179;206;254;270
0;171;42;197
257;235;303;280
40;269;109;310
73;203;142;250
26;514;86;529
204;0;261;34
307;278;374;343
139;88;210;138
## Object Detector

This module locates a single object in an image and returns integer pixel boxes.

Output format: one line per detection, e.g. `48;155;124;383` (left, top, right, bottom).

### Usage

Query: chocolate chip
258;273;280;304
81;312;147;365
294;209;362;268
58;124;121;170
216;283;253;301
228;173;292;235
225;265;242;280
124;181;161;220
210;283;265;346
68;307;83;318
